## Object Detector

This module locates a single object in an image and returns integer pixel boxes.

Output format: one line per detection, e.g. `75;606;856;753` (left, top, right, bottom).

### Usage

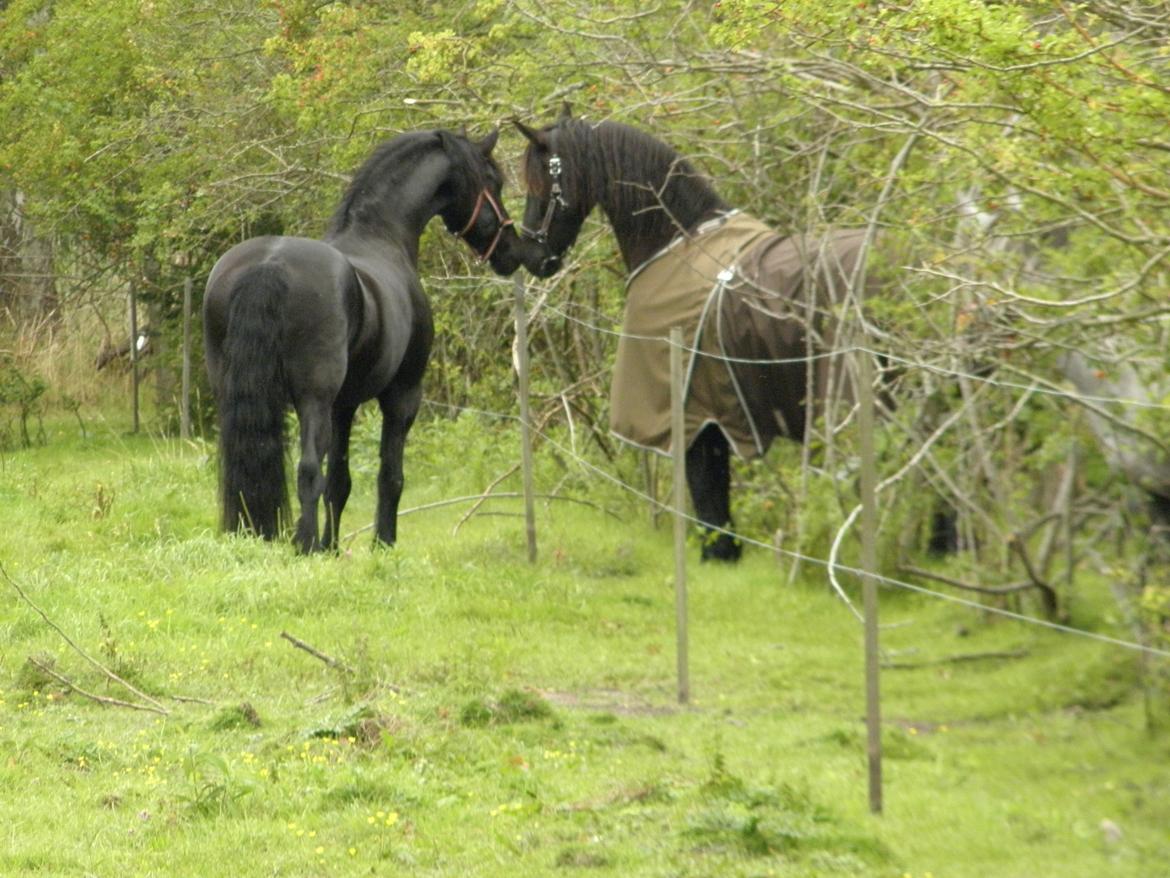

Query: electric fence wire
538;300;1170;412
418;395;1170;662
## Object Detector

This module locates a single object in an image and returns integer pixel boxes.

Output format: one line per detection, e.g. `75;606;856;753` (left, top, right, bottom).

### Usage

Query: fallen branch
882;648;1030;670
342;491;615;546
900;565;1035;596
27;657;168;715
3;562;168;713
454;464;520;534
1008;536;1062;621
901;553;1061;621
168;694;217;706
280;631;354;673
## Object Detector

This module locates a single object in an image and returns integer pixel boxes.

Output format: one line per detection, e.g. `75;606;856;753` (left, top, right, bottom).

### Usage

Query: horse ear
558;101;573;121
513;119;547;148
477;128;500;157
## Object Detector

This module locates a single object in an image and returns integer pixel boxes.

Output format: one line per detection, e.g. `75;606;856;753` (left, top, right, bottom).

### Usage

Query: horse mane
523;119;730;242
328;132;428;236
327;130;500;238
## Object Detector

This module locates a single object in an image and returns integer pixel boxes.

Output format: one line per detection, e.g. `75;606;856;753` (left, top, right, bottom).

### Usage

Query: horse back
204;234;433;409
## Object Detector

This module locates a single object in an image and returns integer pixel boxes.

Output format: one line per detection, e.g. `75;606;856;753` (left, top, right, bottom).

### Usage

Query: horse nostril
541;254;562;276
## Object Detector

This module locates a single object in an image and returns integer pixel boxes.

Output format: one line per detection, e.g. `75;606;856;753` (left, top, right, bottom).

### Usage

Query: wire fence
537;298;1170;413
407;269;1170;664
414;388;1170;662
39;268;1163;662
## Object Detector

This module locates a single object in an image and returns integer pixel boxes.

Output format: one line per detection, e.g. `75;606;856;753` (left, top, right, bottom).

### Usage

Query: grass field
2;410;1168;877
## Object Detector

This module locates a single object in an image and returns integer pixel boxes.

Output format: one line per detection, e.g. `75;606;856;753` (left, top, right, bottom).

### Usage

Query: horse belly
338;319;414;404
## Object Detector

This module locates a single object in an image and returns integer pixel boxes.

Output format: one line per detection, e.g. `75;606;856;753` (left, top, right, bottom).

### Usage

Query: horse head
439;128;524;277
513;104;593;278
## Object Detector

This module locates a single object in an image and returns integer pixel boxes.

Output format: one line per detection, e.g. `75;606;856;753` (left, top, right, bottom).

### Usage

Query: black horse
512;109;877;561
204;129;520;553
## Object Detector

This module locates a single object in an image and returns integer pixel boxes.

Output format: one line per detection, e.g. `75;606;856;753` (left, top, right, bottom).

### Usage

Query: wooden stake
514;275;537;563
858;348;882;814
670;326;690;705
129;280;140;434
181;275;193;440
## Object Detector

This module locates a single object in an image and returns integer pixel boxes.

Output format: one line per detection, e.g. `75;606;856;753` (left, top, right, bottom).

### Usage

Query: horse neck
579;123;729;272
326;142;453;261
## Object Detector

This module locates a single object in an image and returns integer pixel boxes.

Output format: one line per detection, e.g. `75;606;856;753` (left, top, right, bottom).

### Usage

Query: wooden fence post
129;280;140;434
514;275;537;563
857;346;882;813
181;276;193;440
670;326;690;704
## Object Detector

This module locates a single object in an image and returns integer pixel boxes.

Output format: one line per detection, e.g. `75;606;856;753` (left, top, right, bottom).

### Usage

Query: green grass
1;413;1168;877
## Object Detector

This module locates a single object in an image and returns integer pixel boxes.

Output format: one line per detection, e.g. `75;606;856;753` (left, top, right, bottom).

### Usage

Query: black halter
520;128;567;245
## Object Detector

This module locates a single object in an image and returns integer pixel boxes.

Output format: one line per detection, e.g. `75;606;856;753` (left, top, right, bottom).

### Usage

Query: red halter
457;187;513;263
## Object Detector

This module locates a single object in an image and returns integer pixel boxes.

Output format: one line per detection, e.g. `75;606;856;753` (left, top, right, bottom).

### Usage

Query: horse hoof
701;534;742;563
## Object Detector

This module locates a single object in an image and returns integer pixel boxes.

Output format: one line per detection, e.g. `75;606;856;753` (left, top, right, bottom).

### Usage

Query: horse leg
373;382;422;547
928;505;961;555
686;424;742;562
293;395;333;554
321;405;357;552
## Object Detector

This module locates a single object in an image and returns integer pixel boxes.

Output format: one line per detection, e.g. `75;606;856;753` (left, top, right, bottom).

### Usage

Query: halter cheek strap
521;128;567;245
534;156;565;243
456;187;514;263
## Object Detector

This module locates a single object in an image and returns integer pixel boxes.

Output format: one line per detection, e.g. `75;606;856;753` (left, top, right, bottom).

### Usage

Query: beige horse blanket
610;212;872;458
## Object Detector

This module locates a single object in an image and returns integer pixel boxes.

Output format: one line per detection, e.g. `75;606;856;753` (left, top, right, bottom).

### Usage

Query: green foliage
179;746;257;817
0;355;47;448
1140;576;1170;731
14;653;58;695
208;702;263;731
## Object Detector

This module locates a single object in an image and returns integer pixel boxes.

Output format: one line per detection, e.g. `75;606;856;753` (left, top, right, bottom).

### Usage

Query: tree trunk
1;190;59;322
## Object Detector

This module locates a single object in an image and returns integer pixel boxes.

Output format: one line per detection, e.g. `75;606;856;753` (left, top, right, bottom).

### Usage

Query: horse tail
218;263;289;539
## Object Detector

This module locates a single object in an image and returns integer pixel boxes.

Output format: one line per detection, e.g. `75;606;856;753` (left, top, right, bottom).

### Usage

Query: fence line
537;300;1170;412
414;395;1170;662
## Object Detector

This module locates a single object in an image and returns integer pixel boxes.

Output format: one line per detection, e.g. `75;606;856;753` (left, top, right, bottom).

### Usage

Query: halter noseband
456;186;513;263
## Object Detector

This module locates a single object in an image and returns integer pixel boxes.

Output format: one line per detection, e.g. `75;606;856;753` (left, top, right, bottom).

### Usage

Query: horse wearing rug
513;109;878;560
204;129;519;553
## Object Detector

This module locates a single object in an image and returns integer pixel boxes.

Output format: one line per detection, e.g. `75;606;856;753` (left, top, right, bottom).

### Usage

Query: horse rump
217;263;290;539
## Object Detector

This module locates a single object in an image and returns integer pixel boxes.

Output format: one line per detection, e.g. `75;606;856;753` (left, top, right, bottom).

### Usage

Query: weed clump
459;699;493;728
554;846;611;868
209;702;262;731
685;750;886;868
306;704;402;749
459;689;555;727
496;688;554;722
16;653;58;694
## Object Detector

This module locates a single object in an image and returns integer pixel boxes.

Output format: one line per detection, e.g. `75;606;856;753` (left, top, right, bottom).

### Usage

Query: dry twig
27;657;168;715
3;562;168;713
280;631;354;673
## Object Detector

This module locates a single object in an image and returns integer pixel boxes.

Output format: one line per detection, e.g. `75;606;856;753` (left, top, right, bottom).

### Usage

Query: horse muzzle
537;253;563;277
